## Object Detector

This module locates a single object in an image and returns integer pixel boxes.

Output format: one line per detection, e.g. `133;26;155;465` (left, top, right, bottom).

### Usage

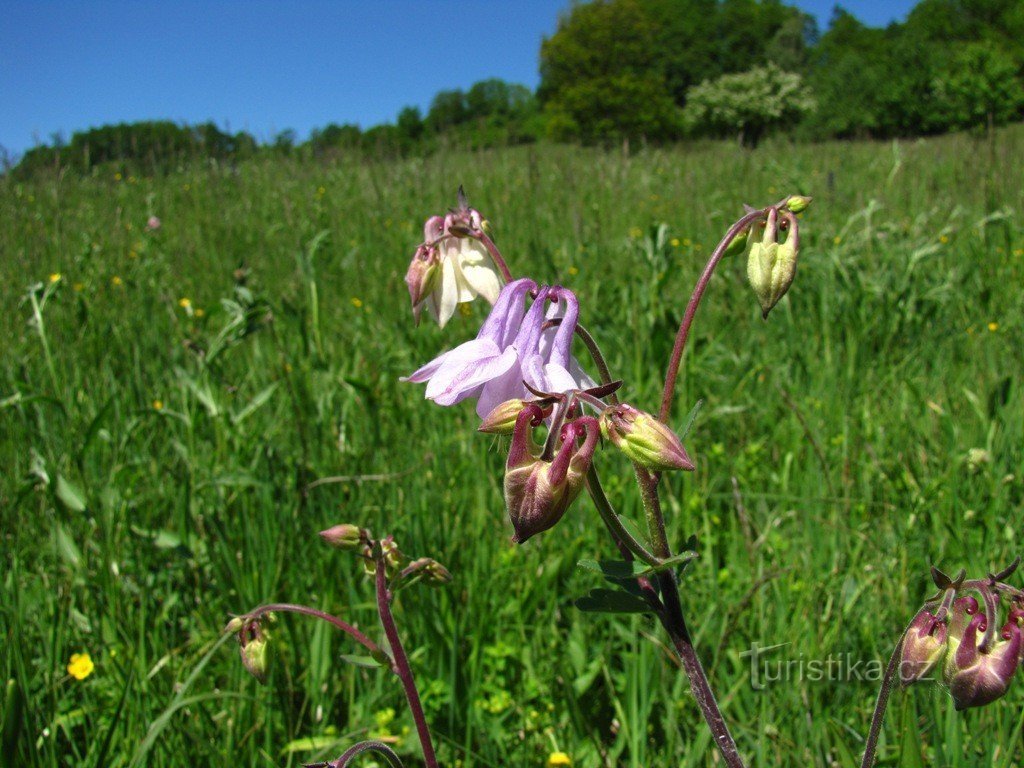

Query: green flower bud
785;195;812;214
238;630;268;684
599;404;694;472
746;209;800;319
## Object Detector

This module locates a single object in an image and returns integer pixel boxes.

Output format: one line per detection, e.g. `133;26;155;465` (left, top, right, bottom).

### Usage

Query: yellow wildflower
49;273;61;283
351;297;363;308
114;172;122;181
833;236;842;245
67;653;94;680
194;308;205;318
988;322;999;332
548;752;572;767
683;238;691;247
568;266;579;276
111;276;124;287
178;297;192;309
939;235;949;244
153;400;164;411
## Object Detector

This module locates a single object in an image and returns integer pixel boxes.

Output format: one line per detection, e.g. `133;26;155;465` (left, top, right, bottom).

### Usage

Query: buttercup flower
548;752;572;767
67;652;94;680
406;198;504;327
405;279;594;418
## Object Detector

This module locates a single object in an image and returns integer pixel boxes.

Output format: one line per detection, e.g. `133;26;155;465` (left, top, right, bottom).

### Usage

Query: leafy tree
934;43;1024;132
683;63;814;146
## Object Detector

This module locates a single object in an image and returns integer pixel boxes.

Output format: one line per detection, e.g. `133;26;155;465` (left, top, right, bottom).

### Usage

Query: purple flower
404;278;594;418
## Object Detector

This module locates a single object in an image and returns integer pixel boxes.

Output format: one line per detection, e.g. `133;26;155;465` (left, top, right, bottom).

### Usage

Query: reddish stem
658;209;765;424
374;552;439;768
242;603;387;664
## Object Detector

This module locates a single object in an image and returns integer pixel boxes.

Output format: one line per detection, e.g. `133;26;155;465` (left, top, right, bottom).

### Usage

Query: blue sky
1;1;916;156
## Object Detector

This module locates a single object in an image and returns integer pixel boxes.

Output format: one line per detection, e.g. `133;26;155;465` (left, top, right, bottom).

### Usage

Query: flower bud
785;195;812;214
504;412;598;543
599;404;694;472
899;609;948;687
479;399;536;435
405;557;453;585
319;524;366;550
943;596;981;683
746;208;799;319
238;621;269;684
948;614;1022;710
405;244;441;324
223;616;245;634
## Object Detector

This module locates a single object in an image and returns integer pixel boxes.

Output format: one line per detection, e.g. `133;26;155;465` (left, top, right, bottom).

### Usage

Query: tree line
11;0;1024;176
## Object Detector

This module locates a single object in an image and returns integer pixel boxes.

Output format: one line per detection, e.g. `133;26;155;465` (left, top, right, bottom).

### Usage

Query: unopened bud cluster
900;570;1024;710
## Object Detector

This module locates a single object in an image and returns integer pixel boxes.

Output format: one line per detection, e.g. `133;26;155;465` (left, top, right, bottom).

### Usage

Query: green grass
1;126;1023;768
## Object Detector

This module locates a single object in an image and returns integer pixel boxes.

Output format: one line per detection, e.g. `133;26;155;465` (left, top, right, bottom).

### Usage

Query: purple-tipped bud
237;620;269;684
948;615;1022;710
599;404;694;472
405;244;441;324
405;557;453;585
479;399;550;435
504;414;599;543
319;524;366;550
943;596;981;683
899;609;948;687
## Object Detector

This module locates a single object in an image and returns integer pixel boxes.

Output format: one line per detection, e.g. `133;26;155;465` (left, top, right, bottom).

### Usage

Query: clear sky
1;0;917;156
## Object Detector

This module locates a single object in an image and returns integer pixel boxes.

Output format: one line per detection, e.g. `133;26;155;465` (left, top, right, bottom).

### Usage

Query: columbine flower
947;613;1022;709
504;407;599;543
67;652;94;680
404;279;594;418
405;192;504;327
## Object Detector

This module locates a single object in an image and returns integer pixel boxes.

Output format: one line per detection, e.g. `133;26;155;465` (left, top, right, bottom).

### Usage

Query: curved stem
472;230;514;284
585;464;661;567
329;740;406;768
374;552;439;768
574;322;621;405
860;630;907;768
658;209;765;424
242;603;387;663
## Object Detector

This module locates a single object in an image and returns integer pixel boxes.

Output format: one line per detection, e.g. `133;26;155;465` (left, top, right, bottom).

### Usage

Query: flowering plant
228;189;1023;767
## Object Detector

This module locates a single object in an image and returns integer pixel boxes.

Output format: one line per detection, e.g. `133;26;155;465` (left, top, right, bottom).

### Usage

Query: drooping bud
784;195;812;214
405;244;441;324
599;404;694;472
746;208;800;319
948;614;1022;710
319;524;366;551
943;596;981;683
238;621;269;684
899;609;948;687
479;399;543;435
404;557;453;585
504;413;599;543
223;616;245;634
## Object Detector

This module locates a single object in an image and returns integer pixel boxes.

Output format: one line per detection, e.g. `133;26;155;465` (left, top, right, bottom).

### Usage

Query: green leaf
54;523;82;569
338;654;388;669
54;475;86;512
2;679;24;768
678;398;704;440
279;735;348;755
577;559;648;580
575;588;652;614
231;382;279;425
637;550;699;577
899;696;924;768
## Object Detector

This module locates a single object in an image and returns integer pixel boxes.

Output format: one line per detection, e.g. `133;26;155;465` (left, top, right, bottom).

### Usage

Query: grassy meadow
1;127;1023;767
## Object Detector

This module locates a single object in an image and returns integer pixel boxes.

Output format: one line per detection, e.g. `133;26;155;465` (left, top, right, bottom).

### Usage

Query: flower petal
428;346;518;406
435;256;460;328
